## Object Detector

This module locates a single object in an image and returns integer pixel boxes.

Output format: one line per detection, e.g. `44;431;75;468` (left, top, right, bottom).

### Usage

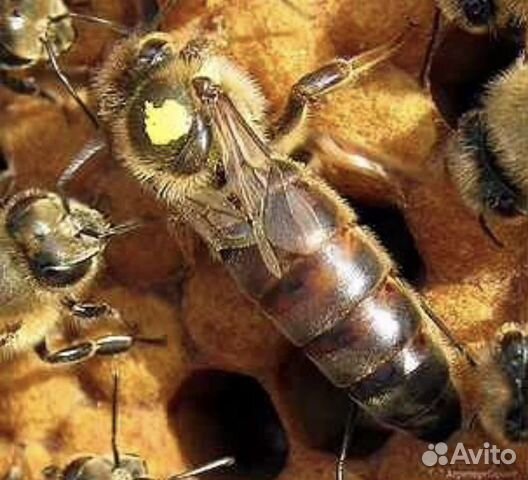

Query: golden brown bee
478;323;528;445
59;30;474;459
0;188;157;364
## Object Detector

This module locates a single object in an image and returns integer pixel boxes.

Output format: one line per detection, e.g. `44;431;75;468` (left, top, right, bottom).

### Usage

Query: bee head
58;455;147;480
495;325;528;442
0;0;75;67
5;191;109;287
93;31;217;182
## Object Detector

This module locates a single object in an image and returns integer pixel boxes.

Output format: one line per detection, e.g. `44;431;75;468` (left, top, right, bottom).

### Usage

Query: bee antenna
111;371;122;468
57;191;72;216
336;405;357;480
57;135;107;191
67;12;130;36
168;456;236;479
420;7;442;88
102;220;144;239
478;214;505;248
40;36;99;129
146;0;179;31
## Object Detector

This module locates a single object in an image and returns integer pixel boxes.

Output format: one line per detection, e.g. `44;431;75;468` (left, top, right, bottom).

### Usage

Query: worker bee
59;27;474;472
0;188;159;364
446;54;528;223
0;0;164;125
478;323;528;445
425;12;527;244
39;373;235;480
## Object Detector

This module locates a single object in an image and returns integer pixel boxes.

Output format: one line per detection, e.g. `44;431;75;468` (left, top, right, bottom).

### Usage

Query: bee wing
207;88;328;273
252;218;282;278
209;92;283;277
263;163;325;255
188;189;256;248
211;92;269;208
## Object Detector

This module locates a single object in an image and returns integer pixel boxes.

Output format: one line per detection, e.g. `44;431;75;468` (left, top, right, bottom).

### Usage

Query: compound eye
137;37;171;69
36;255;94;287
461;0;495;26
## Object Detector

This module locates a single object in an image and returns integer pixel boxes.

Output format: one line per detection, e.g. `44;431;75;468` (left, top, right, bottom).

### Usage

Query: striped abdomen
219;180;461;442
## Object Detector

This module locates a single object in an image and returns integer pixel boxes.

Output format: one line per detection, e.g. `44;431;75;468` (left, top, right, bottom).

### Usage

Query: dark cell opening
349;201;426;288
169;370;289;480
429;27;522;128
279;351;392;457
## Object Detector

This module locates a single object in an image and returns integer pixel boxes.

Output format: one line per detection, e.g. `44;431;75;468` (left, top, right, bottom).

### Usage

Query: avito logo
422;443;516;467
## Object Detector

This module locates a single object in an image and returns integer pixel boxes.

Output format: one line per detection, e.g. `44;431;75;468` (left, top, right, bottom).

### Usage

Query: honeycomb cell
169;370;289;480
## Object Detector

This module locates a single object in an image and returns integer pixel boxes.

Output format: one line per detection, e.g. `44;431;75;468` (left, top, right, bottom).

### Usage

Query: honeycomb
0;0;527;479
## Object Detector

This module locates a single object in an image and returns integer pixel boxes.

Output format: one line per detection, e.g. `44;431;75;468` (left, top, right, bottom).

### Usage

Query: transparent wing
263;163;325;255
206;88;326;276
209;92;282;277
187;189;255;249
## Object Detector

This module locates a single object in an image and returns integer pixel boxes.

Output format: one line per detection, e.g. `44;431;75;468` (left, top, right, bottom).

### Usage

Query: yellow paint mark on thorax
144;99;191;145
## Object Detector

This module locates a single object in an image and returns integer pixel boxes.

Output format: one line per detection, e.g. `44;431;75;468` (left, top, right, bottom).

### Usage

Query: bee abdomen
349;328;460;441
222;223;460;440
302;268;460;441
303;275;422;388
259;227;392;347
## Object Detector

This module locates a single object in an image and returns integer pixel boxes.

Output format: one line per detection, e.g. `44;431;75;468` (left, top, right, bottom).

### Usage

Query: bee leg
308;134;407;204
417;291;478;367
272;32;406;145
57;135;107;191
0;72;55;102
169;456;236;479
336;404;358;480
419;8;443;88
65;298;138;333
40;37;99;129
66;299;115;319
34;334;167;365
478;214;504;248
